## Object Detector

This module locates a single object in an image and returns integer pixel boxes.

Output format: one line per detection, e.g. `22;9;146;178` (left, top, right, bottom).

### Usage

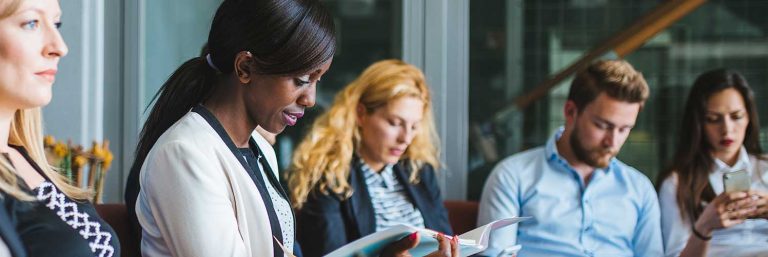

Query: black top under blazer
297;158;452;257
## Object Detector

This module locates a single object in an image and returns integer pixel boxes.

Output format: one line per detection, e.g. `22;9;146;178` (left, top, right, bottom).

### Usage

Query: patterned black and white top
256;155;294;254
360;161;425;232
5;145;120;257
35;182;116;257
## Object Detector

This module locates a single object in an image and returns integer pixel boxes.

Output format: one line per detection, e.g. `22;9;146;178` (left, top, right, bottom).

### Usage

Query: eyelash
706;114;745;122
22;20;39;30
294;78;312;87
20;20;61;30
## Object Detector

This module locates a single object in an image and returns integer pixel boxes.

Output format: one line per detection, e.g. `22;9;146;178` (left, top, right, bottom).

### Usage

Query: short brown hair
568;59;649;110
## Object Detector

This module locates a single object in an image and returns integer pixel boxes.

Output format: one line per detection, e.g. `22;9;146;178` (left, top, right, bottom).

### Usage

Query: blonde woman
290;59;456;257
0;0;119;256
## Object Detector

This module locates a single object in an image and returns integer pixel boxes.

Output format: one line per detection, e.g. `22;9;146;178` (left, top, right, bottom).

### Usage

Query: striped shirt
360;161;425;232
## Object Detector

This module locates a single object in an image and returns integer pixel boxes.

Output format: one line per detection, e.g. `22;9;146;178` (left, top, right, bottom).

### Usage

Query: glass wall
143;0;221;108
467;0;768;200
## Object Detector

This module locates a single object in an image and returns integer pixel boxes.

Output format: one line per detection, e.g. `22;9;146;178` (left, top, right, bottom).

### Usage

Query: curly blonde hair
289;59;440;208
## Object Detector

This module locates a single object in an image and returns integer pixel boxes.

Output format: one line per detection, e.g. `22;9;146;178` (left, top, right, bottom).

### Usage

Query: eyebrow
705;110;745;115
16;7;61;19
593;117;633;128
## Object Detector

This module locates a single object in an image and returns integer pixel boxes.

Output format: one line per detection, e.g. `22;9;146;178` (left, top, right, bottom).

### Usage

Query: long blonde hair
289;59;440;208
0;2;91;201
1;109;91;201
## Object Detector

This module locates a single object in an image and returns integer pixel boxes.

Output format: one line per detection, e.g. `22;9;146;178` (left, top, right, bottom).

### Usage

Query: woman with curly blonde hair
290;59;455;257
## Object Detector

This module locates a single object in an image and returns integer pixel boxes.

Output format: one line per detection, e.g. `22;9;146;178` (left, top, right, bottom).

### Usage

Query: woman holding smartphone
657;69;768;257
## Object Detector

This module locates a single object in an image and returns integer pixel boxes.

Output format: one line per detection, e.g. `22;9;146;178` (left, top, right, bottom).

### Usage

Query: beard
570;126;616;168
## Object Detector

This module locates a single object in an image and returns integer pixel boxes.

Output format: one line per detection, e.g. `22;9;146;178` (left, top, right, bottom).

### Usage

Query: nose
43;22;68;58
397;126;417;145
722;116;734;135
297;82;316;108
602;128;618;148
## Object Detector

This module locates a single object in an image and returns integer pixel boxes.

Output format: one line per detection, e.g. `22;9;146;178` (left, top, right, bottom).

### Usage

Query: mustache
593;148;616;156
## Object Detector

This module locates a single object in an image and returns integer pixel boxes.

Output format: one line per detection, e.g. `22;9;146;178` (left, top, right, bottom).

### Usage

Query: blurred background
48;0;768;202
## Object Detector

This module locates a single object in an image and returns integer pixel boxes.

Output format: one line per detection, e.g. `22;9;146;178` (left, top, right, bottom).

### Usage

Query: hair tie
205;53;221;73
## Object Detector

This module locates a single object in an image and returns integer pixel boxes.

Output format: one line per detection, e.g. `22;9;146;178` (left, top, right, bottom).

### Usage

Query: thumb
381;232;420;257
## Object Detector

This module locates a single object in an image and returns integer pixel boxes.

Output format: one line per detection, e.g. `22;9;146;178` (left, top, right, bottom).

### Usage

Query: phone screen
723;169;751;193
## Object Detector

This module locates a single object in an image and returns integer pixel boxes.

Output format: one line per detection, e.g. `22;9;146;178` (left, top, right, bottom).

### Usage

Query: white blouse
659;147;768;257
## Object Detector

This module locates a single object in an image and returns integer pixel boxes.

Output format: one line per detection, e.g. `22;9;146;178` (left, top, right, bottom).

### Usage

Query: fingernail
436;232;444;240
409;232;418;241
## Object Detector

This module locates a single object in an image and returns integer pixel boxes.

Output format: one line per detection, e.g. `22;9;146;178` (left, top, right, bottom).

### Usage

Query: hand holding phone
723;169;751;193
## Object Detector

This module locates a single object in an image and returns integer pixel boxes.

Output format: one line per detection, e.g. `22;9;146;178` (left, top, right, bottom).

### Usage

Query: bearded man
477;60;663;257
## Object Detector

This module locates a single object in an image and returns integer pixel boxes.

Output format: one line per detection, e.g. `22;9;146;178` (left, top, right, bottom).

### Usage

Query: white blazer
136;110;278;257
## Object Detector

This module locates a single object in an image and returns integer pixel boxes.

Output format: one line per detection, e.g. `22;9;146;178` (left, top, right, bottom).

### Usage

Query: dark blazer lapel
348;158;376;237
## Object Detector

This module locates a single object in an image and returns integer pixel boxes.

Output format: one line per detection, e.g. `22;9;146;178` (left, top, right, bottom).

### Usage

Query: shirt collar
359;158;395;176
712;146;750;174
545;126;614;175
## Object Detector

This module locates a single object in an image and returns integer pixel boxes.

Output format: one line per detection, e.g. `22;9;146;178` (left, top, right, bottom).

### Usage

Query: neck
556;132;596;180
714;149;741;167
0;108;15;153
359;154;386;172
204;84;255;148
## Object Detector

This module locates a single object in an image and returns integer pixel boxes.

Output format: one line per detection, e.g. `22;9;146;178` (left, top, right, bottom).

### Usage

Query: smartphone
723;169;751;193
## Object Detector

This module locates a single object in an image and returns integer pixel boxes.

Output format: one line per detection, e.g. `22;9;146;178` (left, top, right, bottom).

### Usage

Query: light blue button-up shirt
477;128;663;257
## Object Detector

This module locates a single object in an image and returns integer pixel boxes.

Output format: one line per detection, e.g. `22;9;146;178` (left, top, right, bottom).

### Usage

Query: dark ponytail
125;0;336;236
132;56;217;173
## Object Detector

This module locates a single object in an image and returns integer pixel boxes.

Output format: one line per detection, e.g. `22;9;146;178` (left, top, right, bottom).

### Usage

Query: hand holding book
380;231;459;257
326;217;529;257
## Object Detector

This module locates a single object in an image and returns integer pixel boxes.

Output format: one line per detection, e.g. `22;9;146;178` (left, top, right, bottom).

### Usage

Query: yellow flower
44;135;55;147
90;141;113;171
73;155;87;168
103;151;113;171
53;142;68;158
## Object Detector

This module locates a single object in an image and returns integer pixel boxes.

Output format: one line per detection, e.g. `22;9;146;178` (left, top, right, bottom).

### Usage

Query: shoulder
414;162;437;180
750;154;768;166
146;112;224;162
156;112;219;147
657;172;680;204
612;160;659;199
614;160;654;185
488;146;547;181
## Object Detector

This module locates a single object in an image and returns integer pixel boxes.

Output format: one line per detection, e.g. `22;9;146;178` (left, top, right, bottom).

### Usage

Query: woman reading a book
126;1;441;256
0;0;120;256
124;0;334;256
290;59;458;257
657;69;768;257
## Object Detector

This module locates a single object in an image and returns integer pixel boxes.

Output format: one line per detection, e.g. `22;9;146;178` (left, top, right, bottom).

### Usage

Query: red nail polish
409;232;418;241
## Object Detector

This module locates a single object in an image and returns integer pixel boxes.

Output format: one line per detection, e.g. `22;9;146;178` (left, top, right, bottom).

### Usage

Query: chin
24;97;53;109
383;157;400;165
267;125;286;134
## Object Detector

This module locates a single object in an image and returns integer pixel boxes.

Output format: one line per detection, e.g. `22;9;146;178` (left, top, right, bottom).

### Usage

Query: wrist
692;223;712;241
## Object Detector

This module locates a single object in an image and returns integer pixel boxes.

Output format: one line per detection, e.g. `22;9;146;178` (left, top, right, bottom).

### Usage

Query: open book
325;217;529;257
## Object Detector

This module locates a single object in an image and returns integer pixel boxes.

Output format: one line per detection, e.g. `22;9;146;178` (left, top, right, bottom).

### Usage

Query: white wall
43;0;117;201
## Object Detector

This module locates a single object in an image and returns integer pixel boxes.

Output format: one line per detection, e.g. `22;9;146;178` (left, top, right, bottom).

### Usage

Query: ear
563;100;579;125
356;104;366;125
233;51;254;84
